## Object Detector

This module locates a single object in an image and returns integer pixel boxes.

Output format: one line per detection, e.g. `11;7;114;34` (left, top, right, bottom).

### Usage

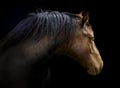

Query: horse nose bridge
94;56;103;75
90;42;103;66
87;53;103;75
95;54;103;70
95;52;103;69
100;57;104;71
96;60;103;74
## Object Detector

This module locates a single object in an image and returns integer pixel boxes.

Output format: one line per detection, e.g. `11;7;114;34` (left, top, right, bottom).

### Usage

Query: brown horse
0;10;103;88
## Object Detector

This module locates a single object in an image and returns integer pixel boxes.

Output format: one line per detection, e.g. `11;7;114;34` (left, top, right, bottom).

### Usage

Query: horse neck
19;37;55;62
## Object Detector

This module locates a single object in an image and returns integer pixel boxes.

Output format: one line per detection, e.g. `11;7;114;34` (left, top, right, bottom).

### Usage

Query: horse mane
0;10;82;52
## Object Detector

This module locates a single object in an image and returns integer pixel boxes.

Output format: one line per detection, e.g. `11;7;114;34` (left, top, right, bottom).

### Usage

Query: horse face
68;12;103;75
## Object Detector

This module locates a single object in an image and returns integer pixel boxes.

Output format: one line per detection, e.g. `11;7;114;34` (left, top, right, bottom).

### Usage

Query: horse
0;10;103;88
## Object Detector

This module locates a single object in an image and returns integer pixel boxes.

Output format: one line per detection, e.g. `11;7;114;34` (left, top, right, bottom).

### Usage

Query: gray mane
0;10;81;51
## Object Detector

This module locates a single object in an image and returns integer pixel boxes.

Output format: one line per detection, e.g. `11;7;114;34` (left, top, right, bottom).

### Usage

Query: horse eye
88;36;95;41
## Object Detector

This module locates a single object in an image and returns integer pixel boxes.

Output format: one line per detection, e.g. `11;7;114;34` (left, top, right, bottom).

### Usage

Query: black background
0;0;118;87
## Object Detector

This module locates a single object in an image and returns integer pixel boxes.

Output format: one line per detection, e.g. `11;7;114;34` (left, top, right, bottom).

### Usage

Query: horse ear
75;11;83;18
76;11;89;27
82;12;89;25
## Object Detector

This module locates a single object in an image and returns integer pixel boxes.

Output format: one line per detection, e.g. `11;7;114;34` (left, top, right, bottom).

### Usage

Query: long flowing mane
0;11;81;52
